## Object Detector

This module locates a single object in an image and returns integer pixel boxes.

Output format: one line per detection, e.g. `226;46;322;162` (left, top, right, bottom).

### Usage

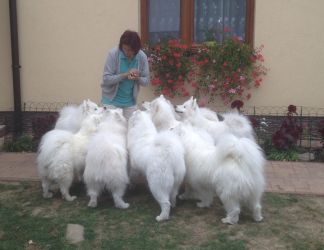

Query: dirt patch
246;237;287;250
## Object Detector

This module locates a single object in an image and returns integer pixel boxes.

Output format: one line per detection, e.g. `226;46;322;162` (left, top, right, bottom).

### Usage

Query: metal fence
23;102;77;112
0;102;323;160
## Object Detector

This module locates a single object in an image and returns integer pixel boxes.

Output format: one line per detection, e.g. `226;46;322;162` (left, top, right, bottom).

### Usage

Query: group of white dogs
37;95;265;224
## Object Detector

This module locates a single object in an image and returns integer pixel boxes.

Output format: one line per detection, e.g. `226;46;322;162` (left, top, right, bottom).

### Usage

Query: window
140;0;254;45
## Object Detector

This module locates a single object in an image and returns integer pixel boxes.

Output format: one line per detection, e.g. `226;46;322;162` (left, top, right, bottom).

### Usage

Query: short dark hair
119;30;142;54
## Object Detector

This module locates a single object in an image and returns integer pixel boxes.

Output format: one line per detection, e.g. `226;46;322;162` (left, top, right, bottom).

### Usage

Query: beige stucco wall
250;0;324;107
1;0;324;111
0;0;13;111
18;0;139;106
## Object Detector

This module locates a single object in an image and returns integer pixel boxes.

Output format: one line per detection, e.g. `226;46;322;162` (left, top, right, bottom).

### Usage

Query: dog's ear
142;101;151;111
82;100;90;115
192;98;198;110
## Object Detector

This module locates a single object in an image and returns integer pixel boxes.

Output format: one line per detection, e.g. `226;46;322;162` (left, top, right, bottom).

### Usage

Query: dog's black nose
103;106;107;110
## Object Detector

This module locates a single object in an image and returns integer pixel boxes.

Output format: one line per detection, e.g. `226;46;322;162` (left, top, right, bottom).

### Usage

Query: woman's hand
128;69;140;80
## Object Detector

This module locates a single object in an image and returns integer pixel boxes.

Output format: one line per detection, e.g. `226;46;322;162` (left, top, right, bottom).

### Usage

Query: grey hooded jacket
101;47;150;103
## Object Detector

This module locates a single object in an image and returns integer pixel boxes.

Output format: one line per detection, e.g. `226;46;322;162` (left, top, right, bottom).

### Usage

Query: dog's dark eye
94;108;98;111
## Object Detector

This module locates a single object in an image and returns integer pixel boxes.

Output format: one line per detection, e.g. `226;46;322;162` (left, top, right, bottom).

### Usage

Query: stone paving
0;152;323;196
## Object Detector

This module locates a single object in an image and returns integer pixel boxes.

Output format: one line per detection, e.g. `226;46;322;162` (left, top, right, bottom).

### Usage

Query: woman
101;30;150;120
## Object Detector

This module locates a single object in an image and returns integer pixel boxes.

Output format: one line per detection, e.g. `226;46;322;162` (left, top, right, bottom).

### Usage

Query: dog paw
65;195;77;202
156;215;169;222
196;202;210;208
221;217;237;225
178;194;185;200
116;202;129;209
253;215;263;222
88;201;97;208
179;193;191;200
43;192;53;199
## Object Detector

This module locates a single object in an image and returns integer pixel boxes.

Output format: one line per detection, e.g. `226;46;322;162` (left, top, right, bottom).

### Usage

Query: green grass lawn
0;181;323;250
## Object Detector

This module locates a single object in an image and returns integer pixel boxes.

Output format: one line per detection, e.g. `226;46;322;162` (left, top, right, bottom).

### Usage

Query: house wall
17;0;139;106
0;0;323;112
250;0;324;107
0;0;13;111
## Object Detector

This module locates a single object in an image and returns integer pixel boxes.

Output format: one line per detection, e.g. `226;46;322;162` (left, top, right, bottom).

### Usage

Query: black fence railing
0;102;323;161
23;102;76;112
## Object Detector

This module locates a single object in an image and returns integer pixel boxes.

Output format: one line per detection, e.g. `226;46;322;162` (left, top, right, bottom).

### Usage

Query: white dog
37;113;103;201
175;97;255;142
127;110;186;221
143;95;215;146
142;95;181;130
83;108;129;209
173;123;265;224
54;99;102;133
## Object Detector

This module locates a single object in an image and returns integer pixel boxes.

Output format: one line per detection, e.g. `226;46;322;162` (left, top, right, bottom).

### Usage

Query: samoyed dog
142;95;181;130
173;123;265;224
143;95;215;146
83;108;129;209
54;99;102;133
127;110;186;221
37;113;103;201
175;97;255;141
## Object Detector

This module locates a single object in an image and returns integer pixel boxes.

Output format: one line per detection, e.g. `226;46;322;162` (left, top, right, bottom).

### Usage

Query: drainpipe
9;0;22;137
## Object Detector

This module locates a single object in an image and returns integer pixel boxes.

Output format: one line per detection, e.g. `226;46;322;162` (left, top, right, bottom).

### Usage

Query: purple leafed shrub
272;105;303;150
318;120;324;147
231;100;244;112
32;114;58;142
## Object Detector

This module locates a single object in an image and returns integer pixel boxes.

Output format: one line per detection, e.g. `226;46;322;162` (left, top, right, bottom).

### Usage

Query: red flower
231;100;244;111
145;37;267;105
191;82;198;88
288;105;297;114
173;52;181;58
223;26;231;33
198;97;208;107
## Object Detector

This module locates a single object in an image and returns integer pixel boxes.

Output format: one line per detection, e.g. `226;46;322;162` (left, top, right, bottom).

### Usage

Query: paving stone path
0;152;323;196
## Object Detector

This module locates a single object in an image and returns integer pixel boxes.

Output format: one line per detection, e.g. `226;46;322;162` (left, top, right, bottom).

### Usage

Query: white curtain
194;0;246;43
149;0;181;43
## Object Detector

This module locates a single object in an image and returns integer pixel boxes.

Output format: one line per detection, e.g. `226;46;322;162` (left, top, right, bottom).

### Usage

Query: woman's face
122;44;135;60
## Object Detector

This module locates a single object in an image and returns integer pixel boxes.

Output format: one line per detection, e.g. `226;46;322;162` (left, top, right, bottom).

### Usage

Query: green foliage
200;39;253;76
3;135;37;152
144;39;193;98
266;147;300;161
262;139;299;161
193;37;267;104
144;34;268;105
